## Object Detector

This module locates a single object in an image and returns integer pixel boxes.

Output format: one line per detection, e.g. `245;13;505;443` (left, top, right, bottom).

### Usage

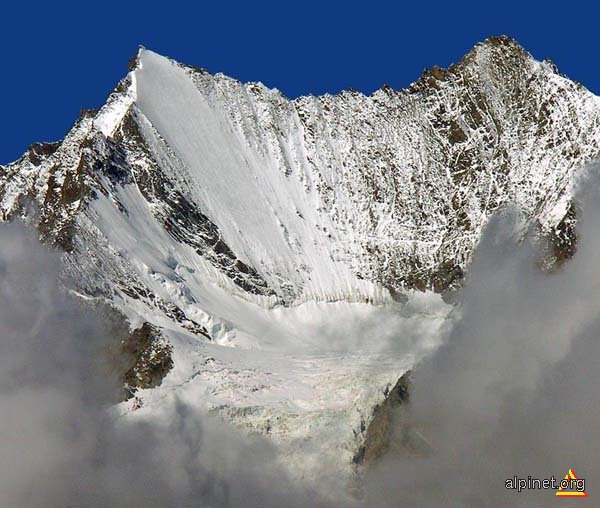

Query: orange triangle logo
556;469;588;498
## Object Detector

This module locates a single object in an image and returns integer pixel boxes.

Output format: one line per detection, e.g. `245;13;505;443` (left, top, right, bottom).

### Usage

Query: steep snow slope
1;36;600;478
133;50;381;304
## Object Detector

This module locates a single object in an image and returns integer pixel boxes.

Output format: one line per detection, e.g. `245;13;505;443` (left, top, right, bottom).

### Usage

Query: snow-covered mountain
2;35;599;479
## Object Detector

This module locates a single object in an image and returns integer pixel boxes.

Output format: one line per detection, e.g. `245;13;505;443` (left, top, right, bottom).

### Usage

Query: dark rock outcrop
354;372;411;464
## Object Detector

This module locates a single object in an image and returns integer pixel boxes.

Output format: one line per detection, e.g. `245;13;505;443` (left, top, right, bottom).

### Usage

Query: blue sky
1;0;597;164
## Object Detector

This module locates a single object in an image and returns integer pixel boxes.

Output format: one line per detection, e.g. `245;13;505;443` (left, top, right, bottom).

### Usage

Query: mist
0;223;335;508
365;170;600;507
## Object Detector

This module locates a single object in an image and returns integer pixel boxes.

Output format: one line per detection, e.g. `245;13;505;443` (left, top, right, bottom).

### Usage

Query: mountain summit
1;36;598;476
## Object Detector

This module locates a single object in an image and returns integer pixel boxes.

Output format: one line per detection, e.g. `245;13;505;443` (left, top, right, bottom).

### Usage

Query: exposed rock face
1;36;599;474
121;322;174;400
538;201;579;271
98;305;174;402
353;372;411;465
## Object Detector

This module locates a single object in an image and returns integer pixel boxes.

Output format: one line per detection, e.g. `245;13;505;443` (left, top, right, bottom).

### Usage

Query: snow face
1;36;600;481
133;41;600;302
135;50;381;304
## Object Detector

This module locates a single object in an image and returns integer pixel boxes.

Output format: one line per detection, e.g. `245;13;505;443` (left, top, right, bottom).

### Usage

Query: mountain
1;36;599;479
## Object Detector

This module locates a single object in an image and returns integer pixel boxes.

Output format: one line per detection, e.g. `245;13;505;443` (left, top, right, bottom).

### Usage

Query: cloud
0;223;337;508
364;167;600;507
